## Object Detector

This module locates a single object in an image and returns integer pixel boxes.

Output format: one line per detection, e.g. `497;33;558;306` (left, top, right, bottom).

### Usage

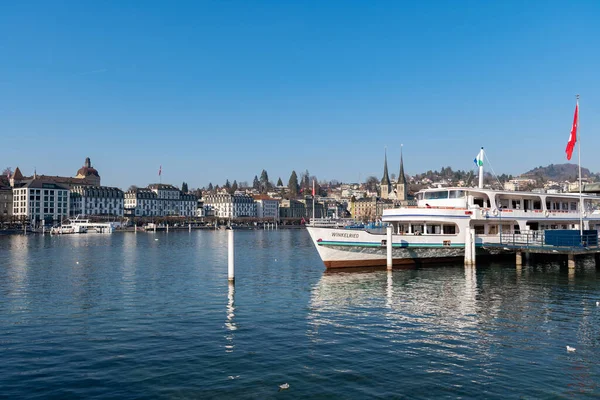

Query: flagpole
312;178;316;223
577;95;583;236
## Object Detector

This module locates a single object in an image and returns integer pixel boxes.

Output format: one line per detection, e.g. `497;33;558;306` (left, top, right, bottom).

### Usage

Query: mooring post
154;224;156;233
471;229;476;265
166;224;169;233
228;228;235;283
568;253;575;270
386;225;393;269
189;223;191;232
516;251;522;266
464;228;475;266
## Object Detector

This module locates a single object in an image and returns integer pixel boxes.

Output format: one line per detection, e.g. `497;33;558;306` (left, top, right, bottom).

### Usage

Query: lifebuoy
544;210;550;217
492;208;499;216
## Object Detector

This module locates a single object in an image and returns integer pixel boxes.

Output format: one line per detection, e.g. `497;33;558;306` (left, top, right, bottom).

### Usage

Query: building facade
124;184;197;218
0;176;12;222
12;179;70;223
70;185;124;217
279;199;306;219
253;195;279;220
125;189;158;217
203;193;256;218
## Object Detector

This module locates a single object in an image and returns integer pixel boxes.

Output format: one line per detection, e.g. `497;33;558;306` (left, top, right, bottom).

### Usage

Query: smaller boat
144;223;166;231
50;221;87;235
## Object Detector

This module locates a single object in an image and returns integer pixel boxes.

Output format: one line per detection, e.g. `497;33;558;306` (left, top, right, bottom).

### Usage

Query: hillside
521;163;594;181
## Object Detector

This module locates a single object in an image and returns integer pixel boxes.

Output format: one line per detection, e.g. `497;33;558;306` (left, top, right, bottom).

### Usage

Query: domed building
75;157;101;186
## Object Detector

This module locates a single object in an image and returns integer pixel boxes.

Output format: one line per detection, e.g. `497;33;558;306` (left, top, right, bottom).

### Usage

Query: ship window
570;202;577;211
533;200;541;210
443;225;456;234
411;224;423;234
449;190;465;199
424;191;449;200
474;225;485;234
489;225;498;235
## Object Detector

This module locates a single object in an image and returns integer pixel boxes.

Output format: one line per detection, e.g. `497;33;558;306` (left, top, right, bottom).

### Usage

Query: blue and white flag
473;153;483;167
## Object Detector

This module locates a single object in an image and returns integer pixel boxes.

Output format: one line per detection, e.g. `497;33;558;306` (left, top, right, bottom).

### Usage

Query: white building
70;185;124;217
12;179;70;223
253;195;279;221
203;193;256;218
124;184;197;217
125;189;158;217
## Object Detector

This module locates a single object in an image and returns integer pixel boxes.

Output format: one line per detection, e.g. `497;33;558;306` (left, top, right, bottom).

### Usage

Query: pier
481;230;600;269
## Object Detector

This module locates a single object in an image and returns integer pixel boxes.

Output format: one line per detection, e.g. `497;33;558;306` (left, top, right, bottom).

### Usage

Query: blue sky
2;1;600;190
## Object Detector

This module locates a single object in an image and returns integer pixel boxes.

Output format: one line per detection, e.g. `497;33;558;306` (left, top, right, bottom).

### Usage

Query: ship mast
478;147;484;189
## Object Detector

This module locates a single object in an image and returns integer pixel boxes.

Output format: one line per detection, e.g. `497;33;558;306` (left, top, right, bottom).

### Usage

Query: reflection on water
2;231;600;399
308;261;600;397
225;282;236;353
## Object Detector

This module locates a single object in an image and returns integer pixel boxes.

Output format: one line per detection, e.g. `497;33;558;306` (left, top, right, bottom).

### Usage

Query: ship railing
492;230;600;249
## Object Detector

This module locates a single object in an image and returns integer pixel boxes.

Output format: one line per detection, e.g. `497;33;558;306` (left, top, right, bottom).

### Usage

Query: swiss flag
565;103;578;160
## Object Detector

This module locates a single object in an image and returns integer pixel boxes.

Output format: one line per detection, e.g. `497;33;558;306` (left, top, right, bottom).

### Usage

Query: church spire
381;148;391;186
380;148;391;199
398;145;407;185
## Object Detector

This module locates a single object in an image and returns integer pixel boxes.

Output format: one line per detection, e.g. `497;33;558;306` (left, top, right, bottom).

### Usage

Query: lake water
1;230;600;399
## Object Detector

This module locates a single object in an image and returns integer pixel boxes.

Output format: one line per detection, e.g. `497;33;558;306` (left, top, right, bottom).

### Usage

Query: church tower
380;149;391;199
396;146;407;202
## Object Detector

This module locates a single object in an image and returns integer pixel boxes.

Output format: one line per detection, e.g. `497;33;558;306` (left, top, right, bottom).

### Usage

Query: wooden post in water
464;228;476;266
516;251;522;266
228;228;235;283
189;223;191;232
386;225;393;269
567;253;575;270
166;223;169;233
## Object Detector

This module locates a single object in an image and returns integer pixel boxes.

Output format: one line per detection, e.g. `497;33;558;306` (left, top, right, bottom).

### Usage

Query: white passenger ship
307;151;600;268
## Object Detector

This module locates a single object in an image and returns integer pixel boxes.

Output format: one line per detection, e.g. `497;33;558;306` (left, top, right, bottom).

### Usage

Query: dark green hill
522;163;593;181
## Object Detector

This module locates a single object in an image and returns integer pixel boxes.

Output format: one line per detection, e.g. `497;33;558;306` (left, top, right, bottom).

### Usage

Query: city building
279;199;306;219
124;188;158;217
148;184;197;217
0;176;13;222
12;179;70;223
70;185;124;218
253;194;279;221
203;193;256;218
10;158;102;189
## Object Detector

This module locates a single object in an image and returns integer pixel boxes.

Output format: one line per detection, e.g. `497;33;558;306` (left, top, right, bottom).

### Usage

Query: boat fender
544;210;550;217
492;208;499;217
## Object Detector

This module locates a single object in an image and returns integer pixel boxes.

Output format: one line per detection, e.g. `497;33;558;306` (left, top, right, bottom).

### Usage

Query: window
443;225;457;234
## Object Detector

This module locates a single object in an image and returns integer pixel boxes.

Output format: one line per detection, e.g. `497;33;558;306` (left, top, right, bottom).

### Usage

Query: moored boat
307;148;600;268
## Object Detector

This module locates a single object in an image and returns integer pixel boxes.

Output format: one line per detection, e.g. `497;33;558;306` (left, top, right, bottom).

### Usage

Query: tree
181;182;188;193
260;169;269;193
288;171;299;198
128;185;138;192
365;176;379;192
277;177;283;187
253;175;260;190
224;179;231;189
207;182;214;192
2;167;12;178
193;188;202;198
301;169;310;192
231;180;238;194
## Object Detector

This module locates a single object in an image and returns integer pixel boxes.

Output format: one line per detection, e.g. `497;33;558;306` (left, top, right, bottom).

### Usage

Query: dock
481;230;600;269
